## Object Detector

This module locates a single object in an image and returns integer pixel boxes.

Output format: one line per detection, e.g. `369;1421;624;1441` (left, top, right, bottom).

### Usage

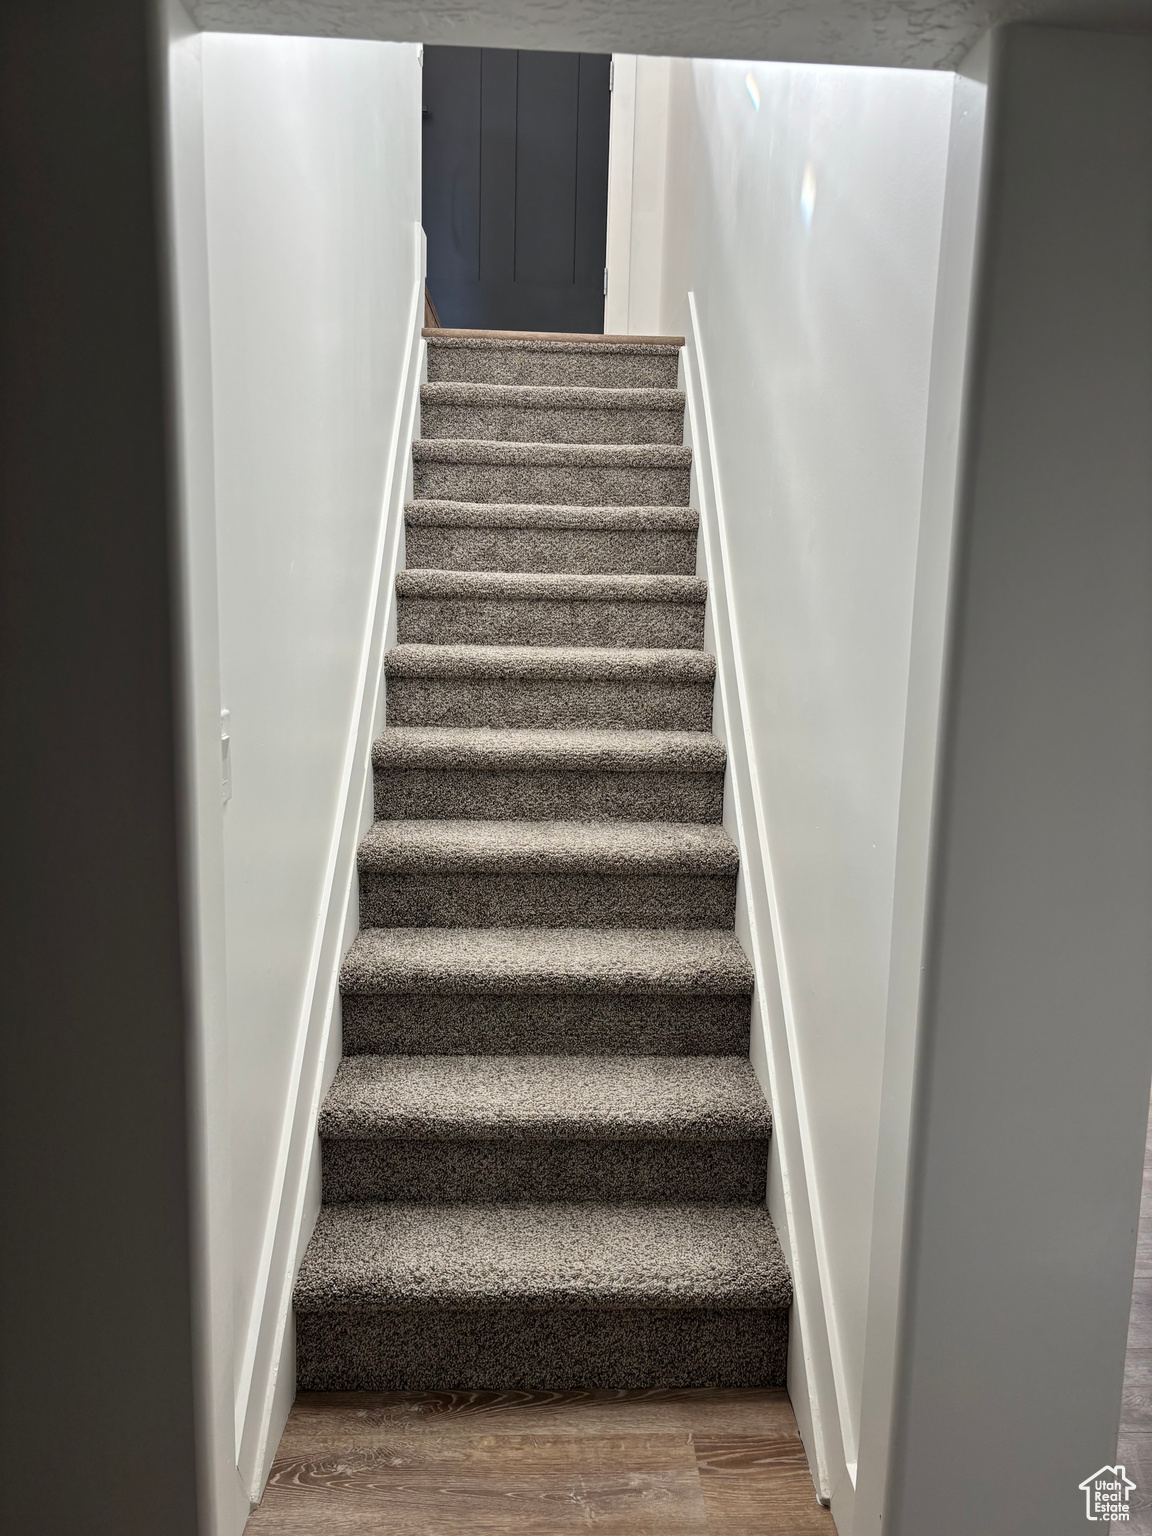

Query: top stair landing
425;328;684;390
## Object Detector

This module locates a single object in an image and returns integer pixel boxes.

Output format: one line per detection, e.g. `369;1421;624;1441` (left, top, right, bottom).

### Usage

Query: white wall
860;28;1152;1534
163;20;423;1521
201;35;420;1444
613;55;955;1519
853;40;989;1535
160;6;251;1533
604;55;672;334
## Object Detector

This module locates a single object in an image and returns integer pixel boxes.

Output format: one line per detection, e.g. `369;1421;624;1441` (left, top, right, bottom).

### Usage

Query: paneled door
422;47;611;332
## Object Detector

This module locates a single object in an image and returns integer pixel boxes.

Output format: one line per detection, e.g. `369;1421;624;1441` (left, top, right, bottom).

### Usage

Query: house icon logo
1079;1465;1136;1521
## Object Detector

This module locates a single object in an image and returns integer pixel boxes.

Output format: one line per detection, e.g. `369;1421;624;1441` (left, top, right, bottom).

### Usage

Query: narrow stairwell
293;330;792;1390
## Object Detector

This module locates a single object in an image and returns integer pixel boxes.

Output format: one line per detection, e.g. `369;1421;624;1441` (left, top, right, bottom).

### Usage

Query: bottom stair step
294;1201;790;1389
295;1305;788;1391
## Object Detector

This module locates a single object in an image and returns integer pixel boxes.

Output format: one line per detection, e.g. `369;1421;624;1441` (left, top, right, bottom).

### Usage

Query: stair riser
296;1304;788;1390
357;870;737;929
374;768;725;823
427;349;680;389
405;523;698;575
413;461;691;507
385;676;715;731
340;993;751;1056
322;1138;770;1203
396;596;705;650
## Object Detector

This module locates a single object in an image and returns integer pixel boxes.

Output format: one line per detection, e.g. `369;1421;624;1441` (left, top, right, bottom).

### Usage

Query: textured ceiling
187;0;1152;70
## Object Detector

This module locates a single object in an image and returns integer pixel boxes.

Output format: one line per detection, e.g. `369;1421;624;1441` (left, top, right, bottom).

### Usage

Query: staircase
293;330;792;1390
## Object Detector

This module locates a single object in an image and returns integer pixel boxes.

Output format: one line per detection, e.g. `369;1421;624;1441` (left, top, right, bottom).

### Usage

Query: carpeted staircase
293;331;792;1390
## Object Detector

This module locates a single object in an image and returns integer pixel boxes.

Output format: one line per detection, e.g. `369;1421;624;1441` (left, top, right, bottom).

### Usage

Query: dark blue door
422;47;611;333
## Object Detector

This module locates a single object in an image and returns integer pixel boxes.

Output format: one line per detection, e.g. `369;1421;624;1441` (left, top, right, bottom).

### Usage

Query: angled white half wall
200;31;424;1497
683;310;840;1508
617;53;957;1531
162;20;425;1524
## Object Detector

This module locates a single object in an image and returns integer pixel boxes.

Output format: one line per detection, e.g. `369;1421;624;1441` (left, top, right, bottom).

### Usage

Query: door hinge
609;59;614;91
603;267;608;297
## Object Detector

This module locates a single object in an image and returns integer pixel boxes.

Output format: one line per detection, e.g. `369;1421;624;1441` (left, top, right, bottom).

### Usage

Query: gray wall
882;26;1152;1534
0;0;201;1531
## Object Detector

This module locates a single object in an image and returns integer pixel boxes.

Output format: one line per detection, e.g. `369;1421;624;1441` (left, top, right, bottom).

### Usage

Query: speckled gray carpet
294;330;791;1391
404;501;700;576
383;643;717;731
371;727;726;823
412;438;693;507
420;382;687;445
424;335;681;388
395;568;708;649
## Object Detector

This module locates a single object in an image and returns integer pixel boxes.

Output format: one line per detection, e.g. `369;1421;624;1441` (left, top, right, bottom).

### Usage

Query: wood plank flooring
1115;1093;1152;1534
245;1388;836;1534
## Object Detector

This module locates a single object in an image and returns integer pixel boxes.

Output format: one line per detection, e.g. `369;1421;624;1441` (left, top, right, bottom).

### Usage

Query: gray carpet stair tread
406;500;699;532
425;336;681;390
358;819;738;874
385;643;715;682
403;504;700;580
413;439;693;469
294;1200;791;1311
372;726;726;773
396;569;706;605
320;1054;770;1140
421;383;686;412
340;926;755;996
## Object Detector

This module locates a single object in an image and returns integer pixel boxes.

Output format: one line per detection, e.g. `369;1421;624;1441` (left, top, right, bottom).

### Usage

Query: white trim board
605;53;671;336
604;54;637;335
231;224;426;1503
682;292;854;1517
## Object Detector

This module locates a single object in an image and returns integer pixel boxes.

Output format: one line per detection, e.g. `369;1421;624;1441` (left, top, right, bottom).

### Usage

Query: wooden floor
1115;1094;1152;1534
245;1387;837;1534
